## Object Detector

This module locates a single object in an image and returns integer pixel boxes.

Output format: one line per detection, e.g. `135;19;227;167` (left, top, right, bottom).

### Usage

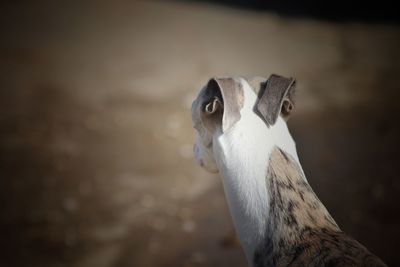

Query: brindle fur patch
253;147;386;267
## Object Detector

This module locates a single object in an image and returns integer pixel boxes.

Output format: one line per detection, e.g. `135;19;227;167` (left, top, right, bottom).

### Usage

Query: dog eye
205;102;213;113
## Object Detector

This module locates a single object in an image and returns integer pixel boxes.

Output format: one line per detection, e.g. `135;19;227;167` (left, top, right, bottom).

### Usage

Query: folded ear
201;77;244;133
255;74;296;126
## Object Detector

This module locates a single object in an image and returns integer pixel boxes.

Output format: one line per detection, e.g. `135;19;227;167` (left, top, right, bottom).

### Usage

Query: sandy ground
0;1;399;266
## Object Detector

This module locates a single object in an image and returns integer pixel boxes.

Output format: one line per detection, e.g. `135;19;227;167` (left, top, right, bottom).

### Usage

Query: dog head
191;74;296;173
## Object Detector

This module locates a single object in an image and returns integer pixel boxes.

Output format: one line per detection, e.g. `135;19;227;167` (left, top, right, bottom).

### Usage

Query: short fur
191;75;386;267
254;147;385;267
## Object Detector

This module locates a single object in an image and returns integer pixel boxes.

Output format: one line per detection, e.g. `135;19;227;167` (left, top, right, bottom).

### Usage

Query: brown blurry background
0;1;399;266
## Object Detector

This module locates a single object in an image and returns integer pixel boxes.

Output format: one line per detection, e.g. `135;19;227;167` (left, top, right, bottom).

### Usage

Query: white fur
210;78;300;262
193;78;302;263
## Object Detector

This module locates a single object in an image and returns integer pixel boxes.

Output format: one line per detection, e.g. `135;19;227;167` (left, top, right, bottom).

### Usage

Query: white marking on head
191;75;301;262
191;75;298;174
213;78;300;260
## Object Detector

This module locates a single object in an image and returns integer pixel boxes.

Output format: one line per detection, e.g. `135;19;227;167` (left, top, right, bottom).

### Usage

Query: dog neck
252;147;340;265
212;81;338;264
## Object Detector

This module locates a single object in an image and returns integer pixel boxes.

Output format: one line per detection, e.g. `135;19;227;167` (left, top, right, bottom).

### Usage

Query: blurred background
0;0;399;266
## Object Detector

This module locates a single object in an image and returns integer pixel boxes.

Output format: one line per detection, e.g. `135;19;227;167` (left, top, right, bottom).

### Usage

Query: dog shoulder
254;227;386;267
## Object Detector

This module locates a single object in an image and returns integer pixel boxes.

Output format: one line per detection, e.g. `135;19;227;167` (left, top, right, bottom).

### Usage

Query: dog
191;74;386;266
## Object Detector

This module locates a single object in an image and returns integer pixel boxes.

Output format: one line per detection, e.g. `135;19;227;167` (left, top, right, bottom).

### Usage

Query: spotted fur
191;76;387;267
253;147;386;267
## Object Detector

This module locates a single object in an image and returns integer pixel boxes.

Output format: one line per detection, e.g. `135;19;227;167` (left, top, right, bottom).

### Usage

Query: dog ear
255;74;296;126
202;77;244;133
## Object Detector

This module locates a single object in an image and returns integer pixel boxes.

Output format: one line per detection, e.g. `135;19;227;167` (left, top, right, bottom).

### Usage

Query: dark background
196;0;400;22
0;1;399;266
